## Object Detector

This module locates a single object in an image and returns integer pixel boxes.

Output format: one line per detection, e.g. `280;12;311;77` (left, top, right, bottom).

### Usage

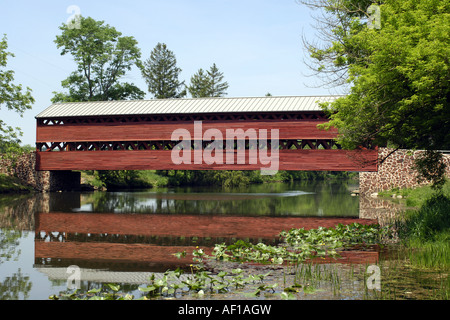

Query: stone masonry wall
1;152;50;192
359;148;450;195
0;152;80;192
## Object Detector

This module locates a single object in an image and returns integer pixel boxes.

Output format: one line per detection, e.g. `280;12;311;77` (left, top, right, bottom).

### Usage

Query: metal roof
35;95;342;119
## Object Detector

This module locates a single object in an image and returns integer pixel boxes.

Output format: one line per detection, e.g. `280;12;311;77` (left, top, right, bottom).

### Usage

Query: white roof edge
35;95;344;119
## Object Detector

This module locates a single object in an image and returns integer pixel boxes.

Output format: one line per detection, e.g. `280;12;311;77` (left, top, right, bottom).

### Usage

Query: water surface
1;180;365;300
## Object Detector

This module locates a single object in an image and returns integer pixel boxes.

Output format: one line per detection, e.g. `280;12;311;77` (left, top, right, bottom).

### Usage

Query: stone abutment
359;148;450;196
0;152;80;192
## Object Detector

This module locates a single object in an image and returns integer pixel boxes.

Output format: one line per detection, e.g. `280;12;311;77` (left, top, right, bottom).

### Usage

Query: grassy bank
378;180;450;207
395;194;450;270
381;180;450;271
0;173;33;193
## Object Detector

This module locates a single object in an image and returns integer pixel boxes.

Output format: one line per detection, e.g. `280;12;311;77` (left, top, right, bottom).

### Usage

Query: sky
1;0;341;146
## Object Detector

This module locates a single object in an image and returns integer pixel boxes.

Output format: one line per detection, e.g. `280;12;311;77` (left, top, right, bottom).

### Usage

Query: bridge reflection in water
0;188;402;293
34;211;380;274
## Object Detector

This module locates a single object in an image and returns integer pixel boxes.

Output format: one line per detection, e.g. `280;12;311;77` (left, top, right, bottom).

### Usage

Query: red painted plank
36;213;376;239
34;242;379;266
36;120;338;142
34;213;379;266
36;149;378;171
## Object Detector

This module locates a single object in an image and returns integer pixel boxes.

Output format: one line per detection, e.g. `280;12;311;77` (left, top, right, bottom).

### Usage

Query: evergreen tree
207;63;229;97
140;43;186;99
187;68;211;98
187;63;228;98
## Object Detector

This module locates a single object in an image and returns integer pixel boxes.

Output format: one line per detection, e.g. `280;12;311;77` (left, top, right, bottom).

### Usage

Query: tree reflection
0;269;32;300
77;181;359;217
0;229;22;264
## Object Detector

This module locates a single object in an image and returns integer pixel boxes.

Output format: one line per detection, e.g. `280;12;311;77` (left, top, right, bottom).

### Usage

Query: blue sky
1;0;340;146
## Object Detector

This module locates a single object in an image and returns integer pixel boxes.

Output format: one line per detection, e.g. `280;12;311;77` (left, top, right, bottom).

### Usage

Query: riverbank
378;180;450;207
0;173;33;194
378;181;450;270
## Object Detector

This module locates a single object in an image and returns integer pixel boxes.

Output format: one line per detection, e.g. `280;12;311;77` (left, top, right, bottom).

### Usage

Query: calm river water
1;180;386;300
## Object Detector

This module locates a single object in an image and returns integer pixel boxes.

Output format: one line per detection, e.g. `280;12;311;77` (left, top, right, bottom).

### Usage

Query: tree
140;43;186;99
299;0;376;89
207;63;229;97
52;16;144;102
187;68;211;98
187;63;229;98
301;0;450;188
0;35;34;154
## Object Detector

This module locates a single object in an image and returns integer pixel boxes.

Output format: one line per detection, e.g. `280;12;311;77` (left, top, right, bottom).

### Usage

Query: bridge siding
35;212;379;267
37;212;376;239
35;106;378;172
36;120;338;142
36;149;378;171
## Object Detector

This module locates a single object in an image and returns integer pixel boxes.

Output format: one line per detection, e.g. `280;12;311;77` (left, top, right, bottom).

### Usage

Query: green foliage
0;35;34;114
163;170;250;188
140;42;186;99
0;128;25;155
319;0;450;150
50;222;387;300
212;223;385;264
0;173;33;193
159;170;356;188
406;232;450;270
414;150;447;190
305;0;450;187
207;63;229;97
0;35;34;153
50;283;134;300
95;170;153;190
379;180;450;208
52;267;273;300
188;63;230;98
92;170;171;190
187;68;211;98
80;171;105;189
300;0;377;87
392;192;450;270
281;223;385;248
52;16;144;102
397;194;450;242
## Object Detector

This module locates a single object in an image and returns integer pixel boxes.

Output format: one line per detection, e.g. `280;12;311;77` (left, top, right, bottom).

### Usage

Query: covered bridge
35;95;378;172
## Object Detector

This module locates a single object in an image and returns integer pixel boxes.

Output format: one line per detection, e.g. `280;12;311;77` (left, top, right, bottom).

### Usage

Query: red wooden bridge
35;212;380;270
35;96;378;172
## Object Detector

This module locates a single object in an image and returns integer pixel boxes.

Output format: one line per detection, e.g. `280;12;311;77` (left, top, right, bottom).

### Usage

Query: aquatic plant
210;223;385;265
49;223;388;300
